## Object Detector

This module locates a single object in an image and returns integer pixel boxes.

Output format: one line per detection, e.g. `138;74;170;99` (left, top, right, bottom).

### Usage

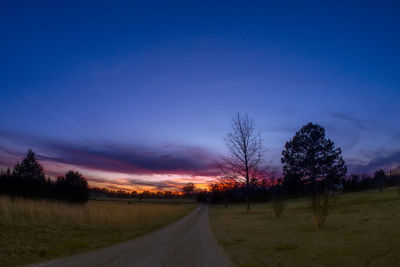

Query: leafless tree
217;113;265;212
182;182;196;199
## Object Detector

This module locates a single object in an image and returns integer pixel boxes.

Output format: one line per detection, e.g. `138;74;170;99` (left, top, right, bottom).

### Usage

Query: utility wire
15;76;108;144
5;87;98;147
2;66;108;145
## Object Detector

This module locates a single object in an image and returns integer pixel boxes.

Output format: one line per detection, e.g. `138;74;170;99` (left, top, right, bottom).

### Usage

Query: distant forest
0;149;399;204
202;168;400;205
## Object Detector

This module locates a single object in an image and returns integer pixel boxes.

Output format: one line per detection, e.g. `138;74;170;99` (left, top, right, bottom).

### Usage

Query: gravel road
31;205;234;267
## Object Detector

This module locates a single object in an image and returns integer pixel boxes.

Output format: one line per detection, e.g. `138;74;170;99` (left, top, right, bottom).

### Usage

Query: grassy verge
210;188;400;267
0;197;196;266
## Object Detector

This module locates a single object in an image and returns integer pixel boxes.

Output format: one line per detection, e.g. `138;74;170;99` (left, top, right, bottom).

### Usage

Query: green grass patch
0;197;196;266
210;188;400;267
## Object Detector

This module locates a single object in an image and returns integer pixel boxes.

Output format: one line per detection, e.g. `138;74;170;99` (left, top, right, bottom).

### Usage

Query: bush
56;171;89;203
271;199;285;218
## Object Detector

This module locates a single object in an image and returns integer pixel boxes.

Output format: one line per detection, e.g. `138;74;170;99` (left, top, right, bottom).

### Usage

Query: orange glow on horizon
40;160;216;193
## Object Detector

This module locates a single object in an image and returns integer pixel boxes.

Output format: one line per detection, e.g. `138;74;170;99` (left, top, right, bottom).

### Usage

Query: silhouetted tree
217;113;265;212
209;180;233;207
195;189;208;202
12;149;49;198
281;123;346;229
1;150;191;202
350;174;360;191
359;174;373;191
374;169;387;192
0;168;13;196
182;182;196;199
56;171;89;203
282;172;304;197
140;190;151;199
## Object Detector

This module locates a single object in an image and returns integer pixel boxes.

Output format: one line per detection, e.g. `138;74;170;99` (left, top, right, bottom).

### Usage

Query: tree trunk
246;178;250;212
245;159;250;212
312;175;320;229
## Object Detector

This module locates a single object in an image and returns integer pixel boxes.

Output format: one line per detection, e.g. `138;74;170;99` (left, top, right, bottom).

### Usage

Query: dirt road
32;205;234;267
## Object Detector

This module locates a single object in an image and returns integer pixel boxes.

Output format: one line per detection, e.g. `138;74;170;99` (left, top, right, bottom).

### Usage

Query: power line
5;87;98;147
2;66;108;145
15;76;108;144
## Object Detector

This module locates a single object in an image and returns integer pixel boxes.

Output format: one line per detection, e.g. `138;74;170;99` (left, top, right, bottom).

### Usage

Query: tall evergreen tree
12;149;47;198
281;123;346;228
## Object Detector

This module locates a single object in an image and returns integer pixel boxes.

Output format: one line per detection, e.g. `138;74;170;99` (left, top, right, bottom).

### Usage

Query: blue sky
0;1;399;191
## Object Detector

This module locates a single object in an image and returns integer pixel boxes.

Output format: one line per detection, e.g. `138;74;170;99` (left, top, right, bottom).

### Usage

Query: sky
1;1;399;192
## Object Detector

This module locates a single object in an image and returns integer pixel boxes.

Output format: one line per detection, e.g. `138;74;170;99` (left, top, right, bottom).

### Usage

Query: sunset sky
1;1;399;192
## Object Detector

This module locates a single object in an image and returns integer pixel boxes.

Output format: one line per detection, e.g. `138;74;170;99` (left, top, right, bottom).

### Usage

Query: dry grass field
0;197;196;266
210;188;400;267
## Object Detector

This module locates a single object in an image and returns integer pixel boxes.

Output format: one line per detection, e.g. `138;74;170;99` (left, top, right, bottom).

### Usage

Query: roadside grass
0;197;196;266
210;188;400;267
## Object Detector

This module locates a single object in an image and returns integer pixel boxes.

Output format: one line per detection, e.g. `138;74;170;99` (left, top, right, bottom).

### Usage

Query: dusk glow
1;2;400;266
1;1;399;192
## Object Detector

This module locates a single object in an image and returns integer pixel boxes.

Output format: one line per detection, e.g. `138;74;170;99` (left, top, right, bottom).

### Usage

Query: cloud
123;178;186;189
0;130;219;177
101;184;135;192
347;149;400;174
38;142;219;176
87;177;194;192
329;112;400;139
0;147;24;167
330;112;374;131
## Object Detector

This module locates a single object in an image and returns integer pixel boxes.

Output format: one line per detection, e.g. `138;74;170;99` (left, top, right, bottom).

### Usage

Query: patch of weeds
65;239;89;251
337;208;360;215
38;249;47;257
255;215;269;221
274;243;298;251
351;229;362;234
220;240;233;247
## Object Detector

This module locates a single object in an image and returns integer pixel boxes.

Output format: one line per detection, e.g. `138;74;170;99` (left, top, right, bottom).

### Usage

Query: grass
0;197;196;266
210;188;400;267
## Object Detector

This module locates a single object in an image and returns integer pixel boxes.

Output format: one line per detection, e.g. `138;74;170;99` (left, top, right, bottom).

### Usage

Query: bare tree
217;113;265;212
182;182;196;199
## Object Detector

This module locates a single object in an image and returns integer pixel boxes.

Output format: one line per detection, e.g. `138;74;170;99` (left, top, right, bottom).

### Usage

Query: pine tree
12;149;47;198
281;123;347;228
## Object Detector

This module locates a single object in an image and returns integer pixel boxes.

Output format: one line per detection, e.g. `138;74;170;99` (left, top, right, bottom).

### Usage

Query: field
0;197;196;266
210;188;400;267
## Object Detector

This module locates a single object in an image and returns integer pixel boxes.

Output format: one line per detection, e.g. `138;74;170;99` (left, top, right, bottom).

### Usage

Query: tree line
0;149;188;203
90;187;185;200
187;166;400;203
0;150;89;203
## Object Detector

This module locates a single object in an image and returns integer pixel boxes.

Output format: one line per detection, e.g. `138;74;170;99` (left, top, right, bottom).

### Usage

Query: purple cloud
347;149;400;174
0;130;220;177
88;177;189;191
